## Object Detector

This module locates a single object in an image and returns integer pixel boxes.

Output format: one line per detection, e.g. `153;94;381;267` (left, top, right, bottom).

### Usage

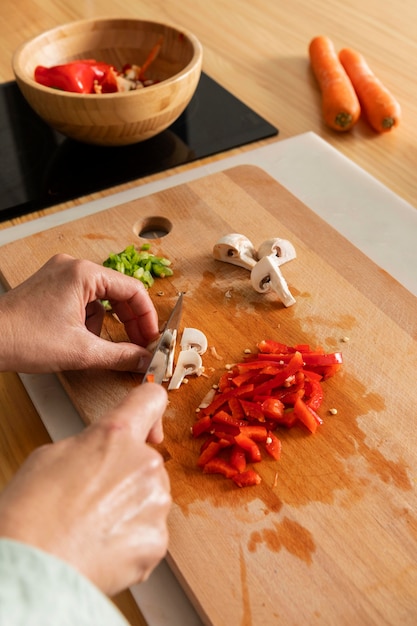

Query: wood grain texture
0;166;416;625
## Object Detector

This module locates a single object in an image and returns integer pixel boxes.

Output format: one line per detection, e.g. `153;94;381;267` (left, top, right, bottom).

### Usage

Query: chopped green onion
103;244;173;289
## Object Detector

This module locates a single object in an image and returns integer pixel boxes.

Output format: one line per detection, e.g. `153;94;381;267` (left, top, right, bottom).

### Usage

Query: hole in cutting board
134;216;172;239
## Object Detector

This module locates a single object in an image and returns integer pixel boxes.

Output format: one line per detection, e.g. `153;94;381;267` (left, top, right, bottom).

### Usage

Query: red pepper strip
293;397;323;434
293;343;314;352
239;399;265;422
212;423;241;438
200;435;234;452
236;359;288;371
212;410;243;428
260;397;285;420
231;370;257;387
278;389;305;406
257;339;294;354
304;378;324;410
232;469;262;487
301;369;323;381
319;364;343;380
264;431;282;460
230;445;247;472
192;414;212;437
228;397;246;421
234;433;262;463
252;351;304;396
251;353;297;363
218;371;233;391
197;441;222;467
301;352;343;367
239;425;268;442
202;384;255;416
203;458;238;478
276;410;299;429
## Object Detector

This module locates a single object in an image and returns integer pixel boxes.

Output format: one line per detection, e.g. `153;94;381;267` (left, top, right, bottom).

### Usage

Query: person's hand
0;253;160;373
0;383;171;596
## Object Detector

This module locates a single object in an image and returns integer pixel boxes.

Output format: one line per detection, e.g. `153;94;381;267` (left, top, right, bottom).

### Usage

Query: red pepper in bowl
34;59;119;94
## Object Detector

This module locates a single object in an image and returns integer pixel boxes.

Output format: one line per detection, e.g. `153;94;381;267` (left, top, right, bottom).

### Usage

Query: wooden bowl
12;18;203;146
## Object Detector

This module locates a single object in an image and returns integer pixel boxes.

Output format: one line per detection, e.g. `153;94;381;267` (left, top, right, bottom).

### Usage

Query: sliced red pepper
218;371;233;392
230;445;247;472
212;423;240;437
261;397;285;420
257;339;293;354
203;458;238;478
239;399;265;422
301;352;343;367
304;378;324;410
278;388;305;406
232;469;262;487
276;409;299;429
228;396;246;421
230;370;257;387
293;397;323;434
264;431;282;460
239;424;268;442
253;351;304;395
203;384;255;416
194;339;342;488
234;433;262;463
197;440;222;467
34;59;118;94
192;414;212;438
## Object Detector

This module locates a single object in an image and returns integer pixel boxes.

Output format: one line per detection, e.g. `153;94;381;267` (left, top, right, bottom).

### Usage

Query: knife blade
142;292;184;384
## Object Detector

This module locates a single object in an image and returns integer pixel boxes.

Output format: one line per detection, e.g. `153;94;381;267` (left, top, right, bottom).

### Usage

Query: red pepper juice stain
248;517;315;564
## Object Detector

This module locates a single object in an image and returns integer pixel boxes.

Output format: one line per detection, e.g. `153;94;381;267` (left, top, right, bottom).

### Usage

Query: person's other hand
0;383;171;595
0;254;160;373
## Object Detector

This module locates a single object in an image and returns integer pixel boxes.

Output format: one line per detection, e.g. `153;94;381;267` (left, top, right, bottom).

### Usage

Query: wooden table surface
0;1;416;624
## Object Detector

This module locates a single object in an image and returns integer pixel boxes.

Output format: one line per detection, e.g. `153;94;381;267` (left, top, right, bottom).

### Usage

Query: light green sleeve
0;538;130;626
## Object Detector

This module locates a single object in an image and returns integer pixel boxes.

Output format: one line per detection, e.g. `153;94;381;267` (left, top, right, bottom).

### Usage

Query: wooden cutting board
1;165;416;625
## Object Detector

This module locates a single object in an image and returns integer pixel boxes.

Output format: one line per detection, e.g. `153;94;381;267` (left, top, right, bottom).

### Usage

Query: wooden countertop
1;1;416;624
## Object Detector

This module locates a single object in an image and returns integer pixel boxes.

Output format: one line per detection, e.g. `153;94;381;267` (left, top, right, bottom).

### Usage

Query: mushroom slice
257;238;296;265
213;233;257;270
180;327;208;355
168;349;204;390
250;256;296;307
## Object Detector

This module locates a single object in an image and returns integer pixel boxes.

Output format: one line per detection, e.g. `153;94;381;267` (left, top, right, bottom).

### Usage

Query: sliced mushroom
250;256;296;307
257;238;296;265
213;233;257;270
180;327;208;355
168;349;204;390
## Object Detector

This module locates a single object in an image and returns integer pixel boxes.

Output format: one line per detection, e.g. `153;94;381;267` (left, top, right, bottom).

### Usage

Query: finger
99;383;168;444
69;326;152;373
85;300;105;336
110;297;159;346
95;269;159;344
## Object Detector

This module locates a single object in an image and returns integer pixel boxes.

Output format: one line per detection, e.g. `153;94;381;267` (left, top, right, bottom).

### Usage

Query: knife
142;292;184;384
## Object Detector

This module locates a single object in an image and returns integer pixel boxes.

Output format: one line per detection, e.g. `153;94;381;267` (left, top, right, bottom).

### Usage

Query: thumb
99;383;168;444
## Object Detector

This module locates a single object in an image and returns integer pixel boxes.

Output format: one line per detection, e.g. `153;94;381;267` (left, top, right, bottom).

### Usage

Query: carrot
339;47;401;132
309;36;361;132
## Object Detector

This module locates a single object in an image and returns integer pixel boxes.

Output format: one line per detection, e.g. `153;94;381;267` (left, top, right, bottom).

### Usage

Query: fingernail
136;354;152;373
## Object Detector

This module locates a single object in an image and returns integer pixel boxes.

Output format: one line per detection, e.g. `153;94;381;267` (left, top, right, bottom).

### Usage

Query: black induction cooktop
0;72;278;221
